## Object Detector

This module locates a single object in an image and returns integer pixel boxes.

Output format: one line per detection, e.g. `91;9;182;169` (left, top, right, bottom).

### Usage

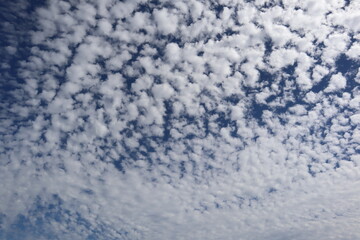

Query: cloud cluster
1;0;360;239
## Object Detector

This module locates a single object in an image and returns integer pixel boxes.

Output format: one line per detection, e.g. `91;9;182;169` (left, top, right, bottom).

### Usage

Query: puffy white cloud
76;2;97;26
322;32;350;64
131;11;151;31
165;43;181;63
312;65;330;83
127;103;139;121
1;0;360;239
346;42;360;59
154;8;178;35
97;18;113;35
324;73;347;92
268;48;298;69
350;113;360;125
152;83;175;100
328;1;360;32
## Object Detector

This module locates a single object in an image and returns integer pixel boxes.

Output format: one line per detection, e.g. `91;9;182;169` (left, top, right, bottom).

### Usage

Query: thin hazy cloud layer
1;0;360;239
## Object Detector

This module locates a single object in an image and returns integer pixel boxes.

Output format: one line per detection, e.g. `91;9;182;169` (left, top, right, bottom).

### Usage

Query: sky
0;0;360;239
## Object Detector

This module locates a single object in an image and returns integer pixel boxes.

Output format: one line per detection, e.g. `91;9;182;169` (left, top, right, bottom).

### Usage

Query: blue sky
1;0;360;239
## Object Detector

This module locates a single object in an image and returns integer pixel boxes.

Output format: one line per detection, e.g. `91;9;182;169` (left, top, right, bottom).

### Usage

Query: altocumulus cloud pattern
1;0;360;239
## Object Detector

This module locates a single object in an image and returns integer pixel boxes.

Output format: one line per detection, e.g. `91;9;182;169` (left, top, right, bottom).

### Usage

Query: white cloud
346;42;360;59
131;11;151;31
328;2;360;32
324;72;347;92
350;113;360;125
154;8;178;35
152;83;175;100
269;48;298;69
1;0;360;239
76;2;97;26
165;43;181;63
97;18;113;35
127;103;139;121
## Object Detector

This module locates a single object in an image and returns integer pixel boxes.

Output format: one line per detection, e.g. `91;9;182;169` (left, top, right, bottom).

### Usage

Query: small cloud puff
152;83;175;100
324;73;347;92
154;8;178;35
